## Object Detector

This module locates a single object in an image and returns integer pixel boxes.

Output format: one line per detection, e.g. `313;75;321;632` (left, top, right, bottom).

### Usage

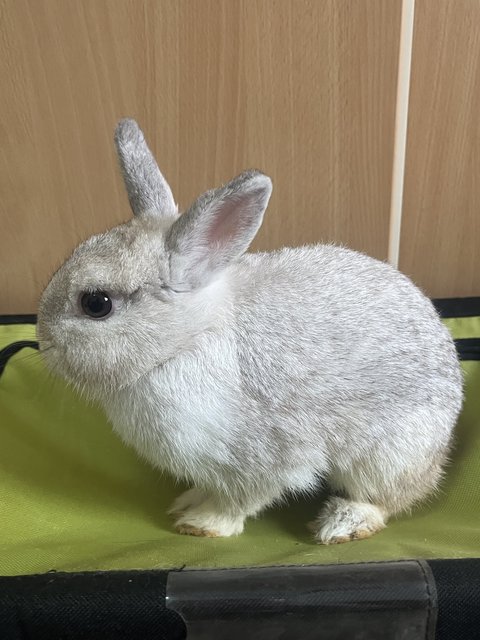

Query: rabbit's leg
312;438;449;544
174;498;245;537
311;464;390;543
168;488;207;516
173;491;277;538
311;496;387;544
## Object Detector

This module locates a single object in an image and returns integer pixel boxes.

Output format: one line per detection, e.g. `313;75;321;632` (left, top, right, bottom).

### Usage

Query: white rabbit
37;119;463;543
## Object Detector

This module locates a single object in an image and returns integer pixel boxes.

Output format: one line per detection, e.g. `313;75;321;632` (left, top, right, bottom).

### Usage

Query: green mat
1;317;479;576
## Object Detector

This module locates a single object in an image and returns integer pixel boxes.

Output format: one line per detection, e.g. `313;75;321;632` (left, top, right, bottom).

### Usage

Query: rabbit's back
232;245;462;456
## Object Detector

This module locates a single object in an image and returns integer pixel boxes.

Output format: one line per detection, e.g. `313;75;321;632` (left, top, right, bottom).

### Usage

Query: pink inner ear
167;176;269;288
205;195;255;247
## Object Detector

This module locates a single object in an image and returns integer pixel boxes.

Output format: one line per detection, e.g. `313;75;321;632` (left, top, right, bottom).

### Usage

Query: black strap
433;297;480;318
0;341;39;377
0;315;36;325
454;338;480;361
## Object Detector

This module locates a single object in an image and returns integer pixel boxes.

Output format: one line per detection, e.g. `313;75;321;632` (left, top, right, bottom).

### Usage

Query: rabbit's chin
39;344;149;400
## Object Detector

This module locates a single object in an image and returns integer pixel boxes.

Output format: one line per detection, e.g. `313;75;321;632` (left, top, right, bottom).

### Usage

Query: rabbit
37;118;463;544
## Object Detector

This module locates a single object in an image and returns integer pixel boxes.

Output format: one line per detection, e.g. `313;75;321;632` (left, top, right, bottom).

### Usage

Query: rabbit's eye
80;292;113;319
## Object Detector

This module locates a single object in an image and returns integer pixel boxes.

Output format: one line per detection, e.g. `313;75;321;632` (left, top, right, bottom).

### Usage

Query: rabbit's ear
114;119;177;218
166;170;272;290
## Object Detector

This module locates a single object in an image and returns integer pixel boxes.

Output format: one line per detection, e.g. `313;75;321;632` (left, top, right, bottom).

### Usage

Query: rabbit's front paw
311;497;387;544
174;501;245;538
168;488;206;516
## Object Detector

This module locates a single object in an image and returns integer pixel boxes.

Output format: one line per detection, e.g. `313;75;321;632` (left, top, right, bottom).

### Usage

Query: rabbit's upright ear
166;170;272;290
114;119;177;218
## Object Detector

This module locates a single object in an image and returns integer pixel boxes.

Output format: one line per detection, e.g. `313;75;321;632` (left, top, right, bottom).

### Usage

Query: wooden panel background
400;0;480;297
0;0;400;314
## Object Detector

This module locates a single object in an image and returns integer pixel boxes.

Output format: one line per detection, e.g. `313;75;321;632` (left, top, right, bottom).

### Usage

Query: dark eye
80;291;113;319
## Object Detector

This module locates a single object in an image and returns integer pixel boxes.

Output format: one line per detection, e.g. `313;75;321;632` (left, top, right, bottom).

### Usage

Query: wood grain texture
0;0;400;313
400;0;480;297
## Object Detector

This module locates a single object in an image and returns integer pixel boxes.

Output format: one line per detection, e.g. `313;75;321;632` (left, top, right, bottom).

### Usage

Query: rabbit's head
37;119;272;396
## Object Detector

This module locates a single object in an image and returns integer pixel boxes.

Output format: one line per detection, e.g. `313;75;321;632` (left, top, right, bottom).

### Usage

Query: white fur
313;497;387;544
175;500;245;537
168;488;206;515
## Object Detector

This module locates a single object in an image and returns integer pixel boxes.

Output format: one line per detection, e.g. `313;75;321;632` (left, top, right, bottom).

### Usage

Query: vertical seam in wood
388;0;415;268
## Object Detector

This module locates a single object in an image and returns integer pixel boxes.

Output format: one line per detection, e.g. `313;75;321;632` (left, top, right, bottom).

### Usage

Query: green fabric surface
0;320;479;576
